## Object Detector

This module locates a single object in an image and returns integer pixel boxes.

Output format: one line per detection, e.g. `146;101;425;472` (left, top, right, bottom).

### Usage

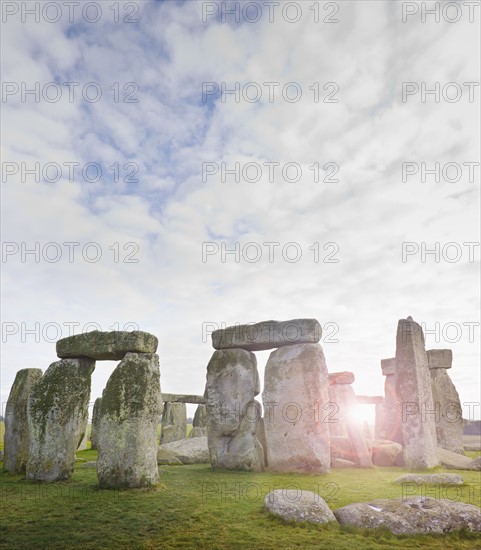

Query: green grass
1;450;480;550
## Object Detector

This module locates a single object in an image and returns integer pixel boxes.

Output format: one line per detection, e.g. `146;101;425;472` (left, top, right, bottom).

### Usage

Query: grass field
1;448;480;550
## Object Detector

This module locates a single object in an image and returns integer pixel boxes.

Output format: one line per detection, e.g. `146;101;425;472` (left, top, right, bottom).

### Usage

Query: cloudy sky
1;0;479;422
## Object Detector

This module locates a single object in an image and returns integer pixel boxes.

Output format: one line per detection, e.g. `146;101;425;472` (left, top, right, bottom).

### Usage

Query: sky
1;0;480;423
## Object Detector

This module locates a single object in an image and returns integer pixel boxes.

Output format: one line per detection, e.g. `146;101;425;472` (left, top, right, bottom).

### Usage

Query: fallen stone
57;330;158;360
334;497;481;534
439;447;477;470
395;317;439;469
4;368;43;474
212;319;321;351
464;444;481;452
97;352;162;488
159;437;210;464
157;447;183;465
332;458;356;468
328;371;354;385
469;457;481;471
264;490;337;525
26;358;95;482
206;348;264;471
78;461;97;469
394;473;464;485
371;442;403;466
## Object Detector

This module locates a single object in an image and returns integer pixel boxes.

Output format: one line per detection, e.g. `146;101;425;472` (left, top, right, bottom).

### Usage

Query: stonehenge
2;315;474;487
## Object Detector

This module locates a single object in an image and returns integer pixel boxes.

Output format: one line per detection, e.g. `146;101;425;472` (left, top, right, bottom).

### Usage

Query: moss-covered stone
97;352;162;488
56;330;158;360
26;358;95;482
4;368;43;474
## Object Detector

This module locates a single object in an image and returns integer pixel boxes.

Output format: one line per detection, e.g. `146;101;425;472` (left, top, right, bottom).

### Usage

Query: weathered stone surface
438;447;476;470
328;384;349;437
328;371;354;385
381;358;396;376
334;497;481;534
262;343;330;473
57;330;158;360
395;318;439;469
394;473;464;485
160;402;187;444
90;397;102;450
193;404;207;428
427;349;464;455
189;427;206;438
427;349;453;369
377;369;403;443
371;442;403;466
157;447;183;465
4;368;43;474
162;393;205;404
332;458;356;468
205;348;264;471
77;430;88;451
158;437;210;464
256;417;269;467
212;319;321;352
264;490;337;525
97;353;162;488
469;456;481;471
26;359;94;482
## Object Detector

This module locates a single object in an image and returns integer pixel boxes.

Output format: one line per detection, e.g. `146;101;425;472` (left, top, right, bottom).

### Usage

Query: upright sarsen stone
90;397;102;450
427;349;464;455
160;402;187;444
97;352;162;488
205;348;264;471
262;343;331;473
4;368;43;474
26;359;95;481
395;318;439;469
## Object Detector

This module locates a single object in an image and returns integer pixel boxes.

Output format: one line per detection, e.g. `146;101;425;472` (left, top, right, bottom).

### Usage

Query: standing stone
395;317;439;469
160;402;187;444
212;319;322;351
90;397;102;450
190;404;207;437
97;352;162;488
4;368;43;474
376;358;402;443
193;404;207;428
26;359;95;482
427;349;464;455
262;343;330;473
328;373;355;437
205;348;264;471
77;430;88;451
